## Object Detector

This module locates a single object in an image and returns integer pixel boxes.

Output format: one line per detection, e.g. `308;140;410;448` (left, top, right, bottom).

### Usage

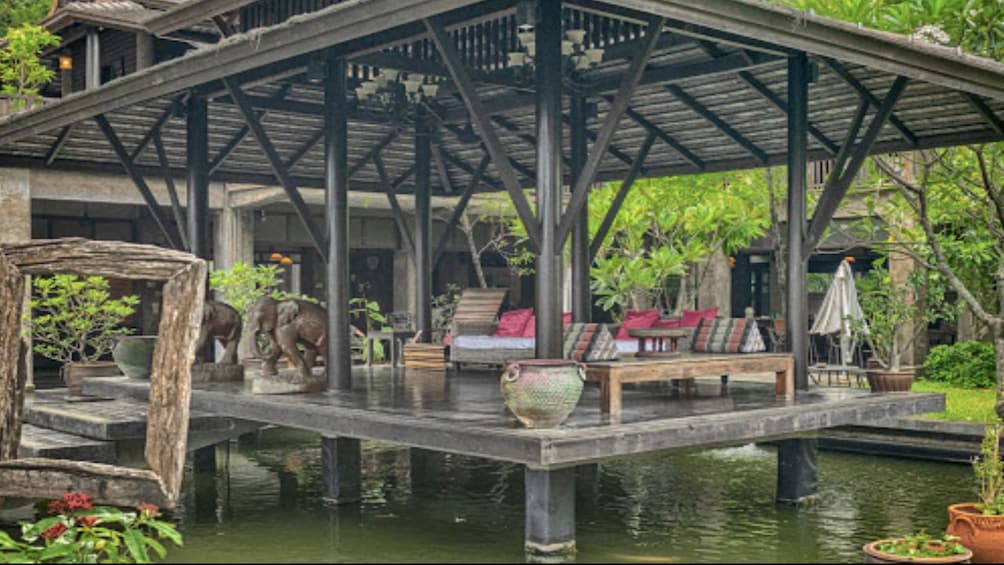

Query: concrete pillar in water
193;444;216;474
321;436;361;504
525;466;576;556
0;169;32;391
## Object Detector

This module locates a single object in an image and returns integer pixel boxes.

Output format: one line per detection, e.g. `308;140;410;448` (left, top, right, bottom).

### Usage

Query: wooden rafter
965;93;1004;136
151;131;190;251
433;153;490;265
667;84;768;164
373;154;416;261
590;132;657;261
823;58;918;147
610;98;704;170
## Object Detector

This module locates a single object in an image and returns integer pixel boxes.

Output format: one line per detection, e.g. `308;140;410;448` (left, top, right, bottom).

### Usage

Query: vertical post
325;54;352;390
525;466;576;556
135;32;155;71
570;94;590;323
321;436;361;504
778;51;817;505
186;96;210;260
414;112;433;342
534;0;563;358
85;29;100;90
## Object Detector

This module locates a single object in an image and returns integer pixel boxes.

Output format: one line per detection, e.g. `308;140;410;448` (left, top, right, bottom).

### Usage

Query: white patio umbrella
810;259;868;366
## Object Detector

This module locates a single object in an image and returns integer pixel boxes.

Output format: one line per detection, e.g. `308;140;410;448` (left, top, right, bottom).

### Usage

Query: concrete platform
25;390;237;441
83;368;945;468
18;424;115;463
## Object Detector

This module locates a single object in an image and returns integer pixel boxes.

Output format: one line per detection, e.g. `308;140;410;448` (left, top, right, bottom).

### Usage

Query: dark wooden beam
823;58;918;147
737;71;839;155
210;85;292;174
425;15;540;251
830;98;869;182
151;131;189;251
807;76;910;248
610;98;704;170
437;145;503;192
559;114;637;170
965;93;1004;137
557;16;665;251
432;153;490;265
128;97;182;163
373;154;415;261
221;77;326;259
491;115;572;170
43;125;74;166
94;115;180;250
667;84;769;164
283;126;324;171
430;143;455;194
391;165;416;191
348;130;401;179
589;132;656;261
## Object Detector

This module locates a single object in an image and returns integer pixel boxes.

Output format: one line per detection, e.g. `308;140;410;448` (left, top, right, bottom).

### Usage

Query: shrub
922;340;996;388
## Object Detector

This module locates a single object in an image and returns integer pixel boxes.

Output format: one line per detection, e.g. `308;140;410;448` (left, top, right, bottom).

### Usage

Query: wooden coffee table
628;327;691;358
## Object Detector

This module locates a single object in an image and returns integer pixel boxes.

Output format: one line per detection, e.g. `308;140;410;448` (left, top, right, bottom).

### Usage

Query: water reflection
161;428;971;563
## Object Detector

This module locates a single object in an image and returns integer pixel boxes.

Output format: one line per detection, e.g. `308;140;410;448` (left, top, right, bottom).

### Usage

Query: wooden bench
585;353;795;414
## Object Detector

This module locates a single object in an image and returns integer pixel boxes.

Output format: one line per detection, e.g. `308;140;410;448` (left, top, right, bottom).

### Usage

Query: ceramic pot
862;539;972;564
947;503;1004;563
111;336;157;379
500;359;585;428
62;361;122;395
866;368;915;392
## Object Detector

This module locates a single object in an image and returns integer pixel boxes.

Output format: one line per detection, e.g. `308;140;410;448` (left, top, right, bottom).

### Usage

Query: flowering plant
0;493;182;563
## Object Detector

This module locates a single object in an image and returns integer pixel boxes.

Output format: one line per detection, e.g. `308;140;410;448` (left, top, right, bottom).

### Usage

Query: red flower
41;523;67;540
61;492;92;511
47;500;66;515
77;515;99;528
137;503;160;519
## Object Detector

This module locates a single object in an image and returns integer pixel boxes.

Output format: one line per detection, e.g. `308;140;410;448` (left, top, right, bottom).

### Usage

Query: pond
151;428;973;563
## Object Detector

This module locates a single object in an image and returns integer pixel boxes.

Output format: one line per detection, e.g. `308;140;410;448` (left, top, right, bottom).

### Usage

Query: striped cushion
691;318;766;353
563;323;619;362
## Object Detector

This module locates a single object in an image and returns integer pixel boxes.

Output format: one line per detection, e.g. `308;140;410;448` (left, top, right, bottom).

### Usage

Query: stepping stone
248;366;326;395
24;390;233;441
18;424;115;463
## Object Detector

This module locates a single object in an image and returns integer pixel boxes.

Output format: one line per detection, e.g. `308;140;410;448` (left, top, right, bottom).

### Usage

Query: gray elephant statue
248;296;327;379
197;300;243;365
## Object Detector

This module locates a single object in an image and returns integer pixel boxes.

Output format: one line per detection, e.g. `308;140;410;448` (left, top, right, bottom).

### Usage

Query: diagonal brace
433;152;490;266
373;154;415;262
151;131;190;251
590;132;657;261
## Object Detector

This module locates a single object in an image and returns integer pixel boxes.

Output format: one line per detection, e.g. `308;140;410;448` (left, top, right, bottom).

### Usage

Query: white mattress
451;335;639;354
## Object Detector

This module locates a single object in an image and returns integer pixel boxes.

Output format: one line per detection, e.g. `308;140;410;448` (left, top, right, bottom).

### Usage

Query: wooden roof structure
2;0;1003;198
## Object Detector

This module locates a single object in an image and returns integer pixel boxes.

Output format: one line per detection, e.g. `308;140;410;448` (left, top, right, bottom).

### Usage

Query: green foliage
350;297;387;364
922;341;997;388
975;421;1004;515
27;275;138;365
0;23;59;108
852;261;923;371
0;493;182;563
209;262;285;319
911;381;998;422
875;532;968;558
0;0;51;37
431;284;462;343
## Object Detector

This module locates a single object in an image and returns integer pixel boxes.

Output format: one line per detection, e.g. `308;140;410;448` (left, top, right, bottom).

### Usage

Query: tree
0;23;59;108
0;0;51;37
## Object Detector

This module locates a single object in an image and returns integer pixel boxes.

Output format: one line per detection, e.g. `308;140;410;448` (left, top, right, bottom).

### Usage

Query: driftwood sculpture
0;238;206;509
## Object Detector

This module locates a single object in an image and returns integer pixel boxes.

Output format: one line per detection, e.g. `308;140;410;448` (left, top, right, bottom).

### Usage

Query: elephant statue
248;296;327;379
197;301;243;365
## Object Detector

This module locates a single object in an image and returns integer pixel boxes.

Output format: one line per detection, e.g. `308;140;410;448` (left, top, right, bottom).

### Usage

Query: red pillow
681;307;719;328
521;315;536;337
651;318;681;329
616;309;661;340
562;312;572;326
443;330;452;346
494;307;533;337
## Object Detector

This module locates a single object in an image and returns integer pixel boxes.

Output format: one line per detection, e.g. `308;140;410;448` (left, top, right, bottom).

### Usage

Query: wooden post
325;55;352;390
415;112;432;343
569;94;590;323
186;96;210;260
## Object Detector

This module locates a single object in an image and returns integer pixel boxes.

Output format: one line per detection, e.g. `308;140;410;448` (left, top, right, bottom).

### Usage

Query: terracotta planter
866;368;916;392
947;503;1004;563
500;359;585;428
62;361;122;395
111;336;157;379
863;539;972;564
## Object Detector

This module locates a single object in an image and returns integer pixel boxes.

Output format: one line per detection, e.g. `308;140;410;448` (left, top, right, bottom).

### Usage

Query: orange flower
137;503;161;519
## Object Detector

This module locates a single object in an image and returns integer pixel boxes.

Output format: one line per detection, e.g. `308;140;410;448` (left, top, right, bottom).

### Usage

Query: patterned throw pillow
690;318;766;353
563;323;620;362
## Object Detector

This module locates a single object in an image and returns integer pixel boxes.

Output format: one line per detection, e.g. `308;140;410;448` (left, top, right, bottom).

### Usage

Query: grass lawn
911;380;997;423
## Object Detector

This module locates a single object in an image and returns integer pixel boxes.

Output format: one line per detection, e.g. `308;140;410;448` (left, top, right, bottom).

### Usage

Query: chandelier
506;3;605;86
354;70;442;123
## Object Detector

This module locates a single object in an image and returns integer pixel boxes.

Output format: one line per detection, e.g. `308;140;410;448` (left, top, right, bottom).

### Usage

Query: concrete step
25;390;235;441
819;425;981;464
18;424;115;463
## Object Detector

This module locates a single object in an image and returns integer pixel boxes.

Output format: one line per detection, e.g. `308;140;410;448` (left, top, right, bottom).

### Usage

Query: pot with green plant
946;420;1004;563
854;263;923;392
862;532;972;564
27;275;139;396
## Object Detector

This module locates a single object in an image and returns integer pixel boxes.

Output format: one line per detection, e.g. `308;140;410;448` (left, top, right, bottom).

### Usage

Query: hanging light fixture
505;7;604;85
354;68;444;124
269;252;283;262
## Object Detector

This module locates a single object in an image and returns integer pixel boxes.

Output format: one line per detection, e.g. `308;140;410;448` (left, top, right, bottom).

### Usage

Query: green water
153;428;975;563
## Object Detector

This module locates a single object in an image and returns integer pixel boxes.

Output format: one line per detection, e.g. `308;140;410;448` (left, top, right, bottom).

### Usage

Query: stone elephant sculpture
248;296;327;379
197;300;242;364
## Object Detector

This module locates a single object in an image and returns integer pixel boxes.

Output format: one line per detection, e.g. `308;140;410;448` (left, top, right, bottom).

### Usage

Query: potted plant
946;420;1004;563
26;275;139;396
862;531;972;564
854;263;923;392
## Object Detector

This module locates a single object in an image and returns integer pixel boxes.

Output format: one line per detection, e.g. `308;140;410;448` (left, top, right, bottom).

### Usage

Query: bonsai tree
853;262;924;372
27;275;138;366
0;23;59;110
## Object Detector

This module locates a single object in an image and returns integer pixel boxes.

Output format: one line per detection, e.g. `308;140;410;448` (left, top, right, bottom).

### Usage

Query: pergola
1;0;1003;554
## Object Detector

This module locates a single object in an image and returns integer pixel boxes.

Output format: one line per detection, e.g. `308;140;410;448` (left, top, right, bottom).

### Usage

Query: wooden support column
525;466;576;556
415;113;433;343
321;436;361;504
570;94;590;323
535;0;563;358
186;96;210;261
325;55;352;390
779;52;817;505
85;30;100;91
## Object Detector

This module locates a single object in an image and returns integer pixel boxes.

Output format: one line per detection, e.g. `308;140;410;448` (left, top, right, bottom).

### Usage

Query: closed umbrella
810;259;867;366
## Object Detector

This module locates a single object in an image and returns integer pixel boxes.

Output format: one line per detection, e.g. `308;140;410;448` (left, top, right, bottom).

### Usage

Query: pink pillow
652;318;681;329
521;315;536;337
563;312;572;326
443;330;452;346
616;309;661;340
681;307;719;328
494;308;533;337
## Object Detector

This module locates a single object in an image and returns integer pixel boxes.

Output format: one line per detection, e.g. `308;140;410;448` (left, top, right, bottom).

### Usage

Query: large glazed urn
111;336;158;379
500;359;585;429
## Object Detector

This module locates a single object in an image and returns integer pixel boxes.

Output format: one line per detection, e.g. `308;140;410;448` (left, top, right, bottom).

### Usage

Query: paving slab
18;424;115;463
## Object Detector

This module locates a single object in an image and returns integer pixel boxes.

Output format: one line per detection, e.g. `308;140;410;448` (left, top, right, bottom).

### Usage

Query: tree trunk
995;324;1004;420
461;213;487;288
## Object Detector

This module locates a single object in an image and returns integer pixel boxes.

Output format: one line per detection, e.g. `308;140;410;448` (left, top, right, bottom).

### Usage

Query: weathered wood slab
192;362;245;383
0;253;26;462
0;458;167;508
18;425;115;463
